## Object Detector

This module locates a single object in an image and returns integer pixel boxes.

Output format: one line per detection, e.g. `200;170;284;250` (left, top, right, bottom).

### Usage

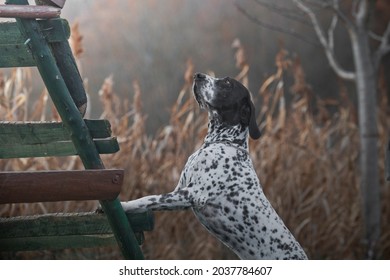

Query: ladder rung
0;120;119;159
0;19;70;68
0;169;124;204
0;211;154;251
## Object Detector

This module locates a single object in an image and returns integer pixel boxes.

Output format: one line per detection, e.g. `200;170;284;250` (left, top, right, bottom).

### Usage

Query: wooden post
8;0;144;260
51;40;88;116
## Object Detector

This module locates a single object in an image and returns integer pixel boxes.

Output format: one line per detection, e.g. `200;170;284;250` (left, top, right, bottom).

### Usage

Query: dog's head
193;72;261;139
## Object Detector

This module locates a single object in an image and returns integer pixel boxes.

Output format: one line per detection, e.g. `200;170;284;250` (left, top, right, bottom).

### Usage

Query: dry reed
0;32;389;259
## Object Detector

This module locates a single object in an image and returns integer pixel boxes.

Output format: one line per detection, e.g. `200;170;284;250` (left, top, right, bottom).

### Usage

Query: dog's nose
194;72;206;80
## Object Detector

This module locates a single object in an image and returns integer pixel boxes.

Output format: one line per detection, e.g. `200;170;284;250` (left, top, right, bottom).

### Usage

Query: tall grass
0;30;389;259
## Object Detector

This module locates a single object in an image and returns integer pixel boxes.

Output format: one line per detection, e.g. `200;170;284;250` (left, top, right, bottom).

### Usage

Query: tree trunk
349;27;381;259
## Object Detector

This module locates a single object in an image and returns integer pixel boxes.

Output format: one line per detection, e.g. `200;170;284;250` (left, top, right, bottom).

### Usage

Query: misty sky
4;0;354;132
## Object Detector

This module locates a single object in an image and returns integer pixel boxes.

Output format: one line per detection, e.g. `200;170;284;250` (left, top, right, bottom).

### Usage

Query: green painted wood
0;119;113;145
0;19;70;45
0;120;117;158
0;235;117;251
51;40;87;116
94;138;119;154
0;211;153;238
9;0;144;259
0;19;70;68
0;169;123;203
0;141;77;158
0;44;35;67
0;211;153;251
0;137;119;158
0;4;61;19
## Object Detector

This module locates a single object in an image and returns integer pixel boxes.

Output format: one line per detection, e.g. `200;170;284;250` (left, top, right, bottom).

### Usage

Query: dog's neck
204;119;248;150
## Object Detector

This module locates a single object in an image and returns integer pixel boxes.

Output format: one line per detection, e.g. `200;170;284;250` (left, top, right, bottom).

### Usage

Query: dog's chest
180;144;259;207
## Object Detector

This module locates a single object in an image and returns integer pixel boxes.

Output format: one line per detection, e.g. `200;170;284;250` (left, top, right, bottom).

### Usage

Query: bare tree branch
373;21;390;70
235;2;320;47
355;0;367;26
354;0;376;28
328;12;338;51
369;31;384;42
352;0;360;17
328;0;355;30
293;0;356;81
252;0;310;26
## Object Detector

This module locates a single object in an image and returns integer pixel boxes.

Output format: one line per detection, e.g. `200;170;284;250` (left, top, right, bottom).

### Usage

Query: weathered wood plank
0;141;77;158
1;18;70;43
0;19;69;45
0;119;112;145
0;211;154;238
94;137;120;154
0;211;153;251
0;19;70;68
51;40;87;116
0;169;124;203
0;44;35;67
0;121;70;145
0;4;61;19
84;119;113;138
0;235;116;251
0;137;119;158
0;119;117;158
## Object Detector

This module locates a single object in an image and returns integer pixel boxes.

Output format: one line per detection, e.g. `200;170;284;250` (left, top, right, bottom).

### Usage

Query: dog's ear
245;96;261;140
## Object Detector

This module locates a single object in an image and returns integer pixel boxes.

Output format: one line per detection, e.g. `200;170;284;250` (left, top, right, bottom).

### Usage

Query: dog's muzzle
193;73;209;108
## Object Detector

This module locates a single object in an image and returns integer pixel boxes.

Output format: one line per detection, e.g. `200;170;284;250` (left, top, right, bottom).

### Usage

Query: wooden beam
0;120;118;159
0;137;119;158
0;211;153;251
0;44;35;67
51;40;88;116
0;19;70;45
0;169;124;204
0;4;61;18
0;19;70;68
0;120;113;145
0;234;117;251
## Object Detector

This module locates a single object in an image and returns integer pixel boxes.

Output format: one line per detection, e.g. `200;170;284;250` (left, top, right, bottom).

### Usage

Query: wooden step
0;19;70;68
0;169;124;204
0;210;154;251
0;119;119;158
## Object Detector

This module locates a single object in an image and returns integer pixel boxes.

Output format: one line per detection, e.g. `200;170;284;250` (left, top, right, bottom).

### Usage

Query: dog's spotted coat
121;73;308;260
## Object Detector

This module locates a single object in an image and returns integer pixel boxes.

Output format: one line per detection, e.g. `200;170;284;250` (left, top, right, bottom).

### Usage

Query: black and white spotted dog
121;73;308;260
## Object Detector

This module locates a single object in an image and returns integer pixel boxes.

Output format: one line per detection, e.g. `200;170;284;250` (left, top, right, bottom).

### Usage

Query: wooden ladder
0;0;152;259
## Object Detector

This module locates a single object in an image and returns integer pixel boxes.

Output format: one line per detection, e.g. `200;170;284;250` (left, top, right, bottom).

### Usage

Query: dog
121;73;308;260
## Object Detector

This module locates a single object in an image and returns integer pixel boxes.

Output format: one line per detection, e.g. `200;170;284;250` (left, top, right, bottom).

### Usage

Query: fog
8;0;389;132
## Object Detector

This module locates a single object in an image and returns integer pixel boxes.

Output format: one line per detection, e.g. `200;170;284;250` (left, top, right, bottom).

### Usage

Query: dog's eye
224;78;231;86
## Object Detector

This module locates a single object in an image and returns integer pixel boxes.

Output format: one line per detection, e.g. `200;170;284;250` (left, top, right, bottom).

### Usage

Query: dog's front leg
121;189;192;213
